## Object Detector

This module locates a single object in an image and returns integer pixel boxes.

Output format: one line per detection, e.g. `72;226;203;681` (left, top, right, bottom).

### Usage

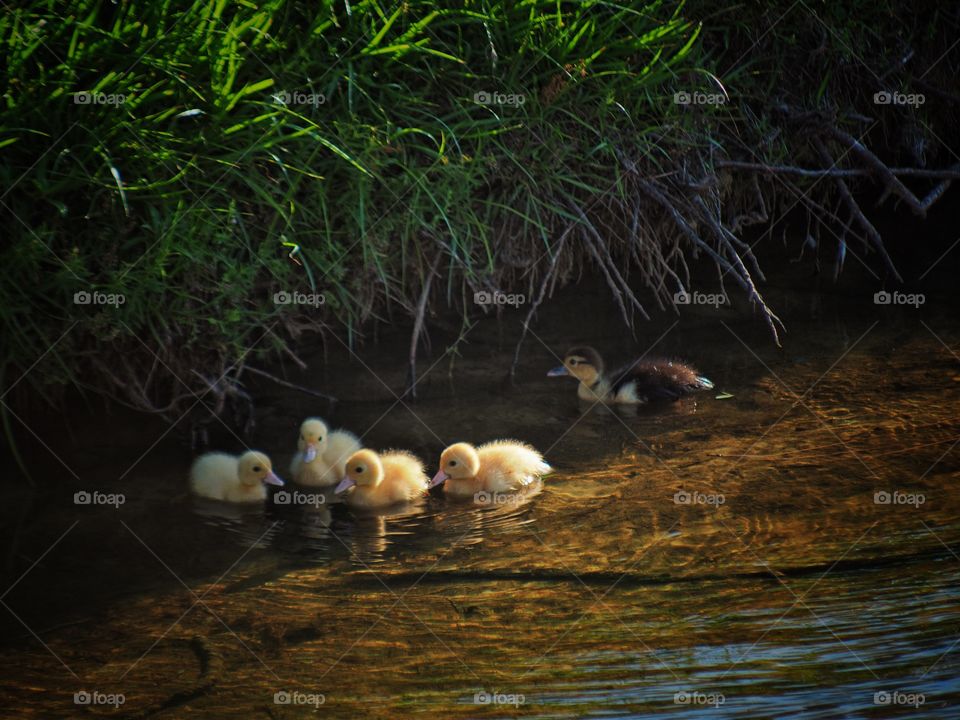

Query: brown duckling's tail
611;358;713;401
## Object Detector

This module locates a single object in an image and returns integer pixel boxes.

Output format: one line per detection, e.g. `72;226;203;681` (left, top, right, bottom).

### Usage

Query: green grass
0;0;705;414
0;0;955;432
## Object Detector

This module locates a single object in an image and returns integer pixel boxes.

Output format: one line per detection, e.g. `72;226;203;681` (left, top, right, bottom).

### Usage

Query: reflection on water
2;310;960;718
240;483;546;566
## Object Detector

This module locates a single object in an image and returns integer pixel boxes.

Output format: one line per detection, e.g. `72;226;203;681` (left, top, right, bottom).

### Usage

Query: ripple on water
4;318;960;718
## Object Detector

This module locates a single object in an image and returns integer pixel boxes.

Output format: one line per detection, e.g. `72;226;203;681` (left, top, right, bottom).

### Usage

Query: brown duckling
547;346;713;404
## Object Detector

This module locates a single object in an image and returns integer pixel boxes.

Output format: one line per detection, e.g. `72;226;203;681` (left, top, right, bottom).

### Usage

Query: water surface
2;299;959;718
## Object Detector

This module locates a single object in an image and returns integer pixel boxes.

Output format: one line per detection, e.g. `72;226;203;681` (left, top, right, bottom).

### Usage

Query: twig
243;365;337;403
828;127;957;217
638;180;747;286
567;198;649;325
812;136;903;282
690;194;783;341
273;334;309;371
510;224;572;379
715;159;960;180
405;250;443;399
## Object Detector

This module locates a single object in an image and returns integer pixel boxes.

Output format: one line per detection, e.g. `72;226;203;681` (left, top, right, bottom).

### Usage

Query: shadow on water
2;294;960;718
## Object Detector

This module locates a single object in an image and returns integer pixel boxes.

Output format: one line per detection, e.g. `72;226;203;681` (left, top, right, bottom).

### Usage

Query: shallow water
2;295;960;718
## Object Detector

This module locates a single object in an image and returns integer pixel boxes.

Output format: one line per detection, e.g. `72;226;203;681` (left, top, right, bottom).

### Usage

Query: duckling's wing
381;449;427;473
381;451;429;497
477;438;537;453
610;358;712;400
477;442;550;491
190;453;238;500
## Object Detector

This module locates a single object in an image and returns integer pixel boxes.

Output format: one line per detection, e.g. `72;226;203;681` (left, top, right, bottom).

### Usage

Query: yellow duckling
189;450;284;502
429;440;551;499
334;449;428;509
290;417;362;486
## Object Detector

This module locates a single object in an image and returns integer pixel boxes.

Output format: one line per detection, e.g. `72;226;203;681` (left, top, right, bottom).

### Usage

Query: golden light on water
1;321;958;717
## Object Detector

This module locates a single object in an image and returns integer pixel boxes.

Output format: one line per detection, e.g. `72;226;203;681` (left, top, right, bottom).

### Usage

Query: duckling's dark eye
569;359;578;366
253;466;262;472
449;460;458;467
355;466;363;473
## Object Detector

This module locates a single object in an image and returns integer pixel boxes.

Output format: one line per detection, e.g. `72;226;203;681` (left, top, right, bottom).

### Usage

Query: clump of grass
0;0;705;420
1;0;956;440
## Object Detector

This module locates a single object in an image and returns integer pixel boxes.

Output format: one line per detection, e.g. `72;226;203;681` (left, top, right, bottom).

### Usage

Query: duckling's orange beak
335;476;355;494
263;471;284;487
547;365;569;377
304;443;318;462
429;469;448;488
